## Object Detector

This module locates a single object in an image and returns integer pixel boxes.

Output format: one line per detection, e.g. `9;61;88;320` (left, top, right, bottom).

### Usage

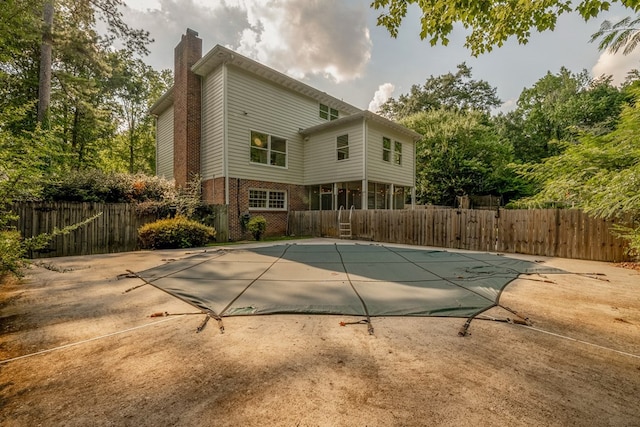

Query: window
383;137;401;165
337;134;349;160
250;131;287;167
249;189;287;210
320;103;338;121
368;182;390;209
394;141;402;165
383;137;391;162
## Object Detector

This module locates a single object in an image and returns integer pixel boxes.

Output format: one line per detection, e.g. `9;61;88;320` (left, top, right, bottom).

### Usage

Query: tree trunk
37;0;54;126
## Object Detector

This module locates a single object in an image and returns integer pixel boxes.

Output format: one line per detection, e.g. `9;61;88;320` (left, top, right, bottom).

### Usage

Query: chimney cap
186;28;199;37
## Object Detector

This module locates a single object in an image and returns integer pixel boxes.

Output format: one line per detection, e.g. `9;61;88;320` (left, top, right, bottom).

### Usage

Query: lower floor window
249;189;286;210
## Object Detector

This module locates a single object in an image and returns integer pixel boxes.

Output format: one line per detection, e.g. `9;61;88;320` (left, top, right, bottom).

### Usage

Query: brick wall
173;29;202;188
226;178;307;240
202;177;226;205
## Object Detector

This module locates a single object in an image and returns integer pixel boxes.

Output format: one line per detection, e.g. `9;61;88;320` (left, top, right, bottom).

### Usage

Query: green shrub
0;230;27;277
41;170;176;204
247;216;267;241
138;216;216;249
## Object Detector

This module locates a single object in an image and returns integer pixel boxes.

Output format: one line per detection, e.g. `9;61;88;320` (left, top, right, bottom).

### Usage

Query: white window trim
394;141;402;166
248;188;288;211
383;136;391;163
249;130;288;169
337;134;349;161
320;103;338;121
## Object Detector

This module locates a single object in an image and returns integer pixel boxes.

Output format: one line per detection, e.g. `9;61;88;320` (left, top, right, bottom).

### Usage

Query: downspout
199;75;204;195
154;115;158;175
223;62;229;206
412;136;417;209
362;116;368;210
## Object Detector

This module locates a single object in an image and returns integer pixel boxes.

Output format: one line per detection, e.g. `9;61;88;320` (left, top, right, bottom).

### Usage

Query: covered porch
305;180;415;211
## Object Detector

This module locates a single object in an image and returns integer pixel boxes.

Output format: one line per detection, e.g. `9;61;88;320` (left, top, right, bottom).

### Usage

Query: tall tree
371;0;640;55
37;0;54;125
400;109;521;206
514;86;640;224
496;68;624;163
99;51;172;174
379;63;500;120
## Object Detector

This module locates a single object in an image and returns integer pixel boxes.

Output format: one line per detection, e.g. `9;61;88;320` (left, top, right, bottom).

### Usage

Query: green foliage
138;216;216;249
495;68;625;163
513;87;640;254
247;216;267;241
371;0;639;55
0;230;27;277
591;14;640;55
401;109;524;206
1;0;161;174
98;52;172;174
379;63;500;120
41;170;175;203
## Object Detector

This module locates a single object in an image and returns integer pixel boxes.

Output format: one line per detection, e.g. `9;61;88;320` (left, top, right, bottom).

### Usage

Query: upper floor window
320;103;338;121
383;137;391;162
250;131;287;167
383;136;402;165
337;134;349;160
394;141;402;165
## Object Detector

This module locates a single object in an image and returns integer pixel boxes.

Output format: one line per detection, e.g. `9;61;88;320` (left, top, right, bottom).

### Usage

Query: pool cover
135;243;564;323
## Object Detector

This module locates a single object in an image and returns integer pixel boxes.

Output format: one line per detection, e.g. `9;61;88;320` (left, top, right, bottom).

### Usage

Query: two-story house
151;29;421;240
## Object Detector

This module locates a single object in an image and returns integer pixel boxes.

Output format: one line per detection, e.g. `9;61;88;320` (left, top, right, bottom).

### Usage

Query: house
150;29;421;240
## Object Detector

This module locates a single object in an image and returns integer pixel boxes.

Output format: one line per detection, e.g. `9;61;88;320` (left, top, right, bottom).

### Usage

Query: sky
122;0;640;113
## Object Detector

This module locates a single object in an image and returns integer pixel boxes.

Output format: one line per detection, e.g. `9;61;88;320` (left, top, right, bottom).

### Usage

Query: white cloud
123;0;371;82
368;83;395;112
234;0;371;82
592;50;640;85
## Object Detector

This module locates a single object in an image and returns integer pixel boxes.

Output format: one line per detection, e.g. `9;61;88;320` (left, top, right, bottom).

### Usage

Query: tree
513;86;640;254
371;0;640;55
99;52;172;174
400;109;522;206
496;68;625;163
37;0;54;125
36;0;151;125
591;14;640;54
379;63;500;120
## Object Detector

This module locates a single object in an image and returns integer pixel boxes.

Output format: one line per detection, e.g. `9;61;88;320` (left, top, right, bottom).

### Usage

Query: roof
150;44;362;116
149;87;174;116
299;111;422;141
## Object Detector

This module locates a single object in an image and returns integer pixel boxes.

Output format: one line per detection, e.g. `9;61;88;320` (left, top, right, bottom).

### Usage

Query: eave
299;111;422;141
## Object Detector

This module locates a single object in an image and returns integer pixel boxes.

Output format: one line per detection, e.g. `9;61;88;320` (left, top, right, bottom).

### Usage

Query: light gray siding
225;66;349;184
366;123;415;187
200;67;224;180
156;105;174;180
303;121;364;185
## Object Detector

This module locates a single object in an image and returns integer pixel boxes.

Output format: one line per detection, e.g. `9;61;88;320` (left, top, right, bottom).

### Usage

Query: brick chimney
173;28;202;188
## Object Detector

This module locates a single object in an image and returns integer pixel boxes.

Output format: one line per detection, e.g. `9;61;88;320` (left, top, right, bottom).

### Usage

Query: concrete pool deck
1;238;639;426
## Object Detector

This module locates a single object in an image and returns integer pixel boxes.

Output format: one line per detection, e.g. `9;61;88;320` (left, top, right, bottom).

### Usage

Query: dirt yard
1;239;639;426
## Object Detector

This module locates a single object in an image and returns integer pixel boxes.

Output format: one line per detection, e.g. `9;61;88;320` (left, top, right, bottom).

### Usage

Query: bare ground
1;240;640;427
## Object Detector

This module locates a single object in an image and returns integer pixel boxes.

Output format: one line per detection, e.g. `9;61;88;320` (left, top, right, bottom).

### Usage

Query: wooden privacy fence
12;202;229;258
289;209;633;262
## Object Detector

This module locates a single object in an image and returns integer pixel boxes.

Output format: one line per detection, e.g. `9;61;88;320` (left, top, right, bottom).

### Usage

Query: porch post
411;187;416;210
390;183;395;210
362;179;367;210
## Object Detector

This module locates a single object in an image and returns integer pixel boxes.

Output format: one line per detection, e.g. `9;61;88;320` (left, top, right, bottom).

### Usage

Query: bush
247;216;267;241
0;230;27;277
138;216;216;249
41;170;176;204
